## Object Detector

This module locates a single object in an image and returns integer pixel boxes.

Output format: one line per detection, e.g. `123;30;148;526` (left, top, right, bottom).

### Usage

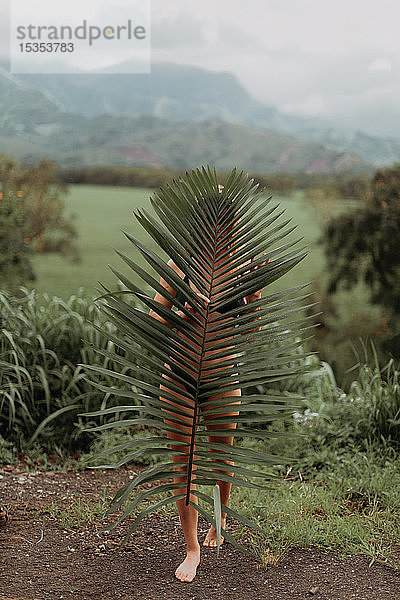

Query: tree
80;166;312;554
0;156;80;291
321;164;400;358
0;181;34;286
0;156;34;287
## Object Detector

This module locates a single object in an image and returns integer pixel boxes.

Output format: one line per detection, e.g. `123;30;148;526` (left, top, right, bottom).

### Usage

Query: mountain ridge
13;61;400;166
0;61;391;173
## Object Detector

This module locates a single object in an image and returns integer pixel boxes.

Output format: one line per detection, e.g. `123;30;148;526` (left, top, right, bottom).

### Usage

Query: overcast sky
150;0;400;137
1;0;400;137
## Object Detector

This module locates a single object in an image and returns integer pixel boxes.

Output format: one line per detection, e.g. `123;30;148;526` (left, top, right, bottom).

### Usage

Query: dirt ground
0;464;399;600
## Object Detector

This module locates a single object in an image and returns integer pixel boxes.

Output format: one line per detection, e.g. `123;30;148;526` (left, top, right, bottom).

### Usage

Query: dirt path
0;465;399;600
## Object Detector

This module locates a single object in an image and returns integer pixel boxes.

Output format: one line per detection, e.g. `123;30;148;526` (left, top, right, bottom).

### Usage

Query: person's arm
148;259;176;329
243;291;262;335
243;255;269;336
148;258;210;327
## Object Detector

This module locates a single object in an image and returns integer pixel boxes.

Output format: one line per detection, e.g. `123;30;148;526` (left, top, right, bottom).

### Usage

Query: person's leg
202;385;241;546
172;476;200;581
161;364;200;582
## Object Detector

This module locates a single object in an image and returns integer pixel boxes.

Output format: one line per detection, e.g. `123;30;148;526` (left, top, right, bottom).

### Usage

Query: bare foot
175;548;200;582
203;522;225;547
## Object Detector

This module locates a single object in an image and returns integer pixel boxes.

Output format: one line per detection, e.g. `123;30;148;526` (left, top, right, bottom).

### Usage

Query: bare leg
203;386;241;547
174;489;200;582
170;446;200;582
161;366;200;582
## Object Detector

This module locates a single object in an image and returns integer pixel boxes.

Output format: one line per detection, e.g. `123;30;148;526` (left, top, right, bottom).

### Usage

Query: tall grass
0;286;137;454
1;284;399;472
258;342;400;475
231;346;400;565
347;347;400;445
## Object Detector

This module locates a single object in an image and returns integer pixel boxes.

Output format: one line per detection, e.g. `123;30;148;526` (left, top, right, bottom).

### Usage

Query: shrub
0;286;140;456
281;349;400;473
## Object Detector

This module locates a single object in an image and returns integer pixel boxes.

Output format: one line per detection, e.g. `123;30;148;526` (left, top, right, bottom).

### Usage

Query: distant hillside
15;61;400;166
0;116;369;174
0;65;63;136
0;62;370;173
18;62;285;125
296;128;400;168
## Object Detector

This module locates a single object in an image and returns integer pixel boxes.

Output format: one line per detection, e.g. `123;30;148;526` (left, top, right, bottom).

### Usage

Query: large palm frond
80;166;314;551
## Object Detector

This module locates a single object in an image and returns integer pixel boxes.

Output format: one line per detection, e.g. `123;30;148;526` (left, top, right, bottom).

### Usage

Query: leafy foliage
0;157;34;287
0;155;79;291
0;286;137;454
322;164;400;357
81;166;313;548
270;346;400;474
61;165;173;189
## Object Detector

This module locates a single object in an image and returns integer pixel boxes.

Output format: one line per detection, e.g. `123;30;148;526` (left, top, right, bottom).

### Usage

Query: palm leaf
79;166;314;552
213;483;222;556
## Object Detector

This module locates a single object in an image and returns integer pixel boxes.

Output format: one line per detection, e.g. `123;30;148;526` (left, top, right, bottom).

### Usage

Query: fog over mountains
1;60;399;172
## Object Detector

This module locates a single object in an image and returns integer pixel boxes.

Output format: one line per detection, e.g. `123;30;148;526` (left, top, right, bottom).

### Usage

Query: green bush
0;433;15;463
268;348;400;473
1;283;398;475
0;286;140;456
60;165;174;188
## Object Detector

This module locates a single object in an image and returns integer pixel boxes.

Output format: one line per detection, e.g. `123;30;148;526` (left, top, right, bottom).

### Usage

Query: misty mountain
0;65;62;134
0;61;372;173
295;128;400;168
14;61;400;167
17;61;329;133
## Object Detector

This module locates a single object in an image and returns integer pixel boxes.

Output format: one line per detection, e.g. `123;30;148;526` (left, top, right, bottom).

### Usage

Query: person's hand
176;292;210;319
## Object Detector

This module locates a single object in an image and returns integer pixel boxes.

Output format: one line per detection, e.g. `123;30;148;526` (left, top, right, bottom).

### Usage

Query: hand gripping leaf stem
80;166;314;554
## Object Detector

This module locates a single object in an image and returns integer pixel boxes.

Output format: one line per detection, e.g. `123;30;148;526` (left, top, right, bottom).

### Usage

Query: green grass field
26;185;380;328
27;185;158;301
25;185;323;298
